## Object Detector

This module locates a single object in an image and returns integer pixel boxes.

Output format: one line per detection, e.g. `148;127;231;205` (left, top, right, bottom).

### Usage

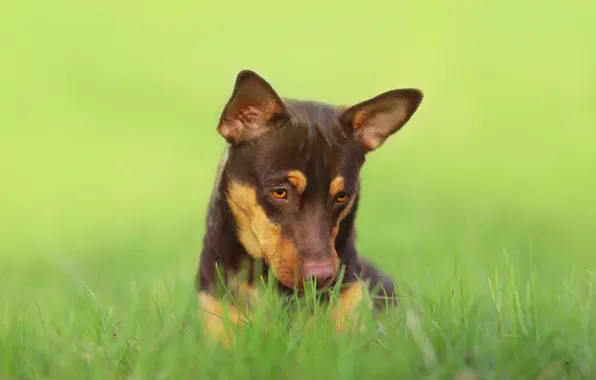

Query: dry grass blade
536;360;569;380
406;308;438;368
454;368;480;380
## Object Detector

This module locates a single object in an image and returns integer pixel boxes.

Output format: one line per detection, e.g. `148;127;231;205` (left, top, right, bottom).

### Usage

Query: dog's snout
301;260;335;285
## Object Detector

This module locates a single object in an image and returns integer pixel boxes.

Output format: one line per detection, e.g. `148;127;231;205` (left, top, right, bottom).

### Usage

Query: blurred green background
1;0;595;299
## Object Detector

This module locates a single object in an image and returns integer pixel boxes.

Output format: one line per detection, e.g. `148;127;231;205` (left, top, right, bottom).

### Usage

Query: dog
195;70;423;346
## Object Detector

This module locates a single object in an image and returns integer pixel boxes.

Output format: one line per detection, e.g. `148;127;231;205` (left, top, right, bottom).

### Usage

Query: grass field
1;0;596;378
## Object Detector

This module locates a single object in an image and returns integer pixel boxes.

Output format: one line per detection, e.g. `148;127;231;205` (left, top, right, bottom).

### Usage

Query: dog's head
217;70;423;290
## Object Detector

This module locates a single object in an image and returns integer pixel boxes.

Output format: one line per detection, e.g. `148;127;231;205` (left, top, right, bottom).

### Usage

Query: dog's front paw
328;281;372;333
198;291;250;348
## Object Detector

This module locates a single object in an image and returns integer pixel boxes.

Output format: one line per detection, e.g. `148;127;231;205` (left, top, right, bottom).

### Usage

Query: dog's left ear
340;89;423;152
217;70;288;145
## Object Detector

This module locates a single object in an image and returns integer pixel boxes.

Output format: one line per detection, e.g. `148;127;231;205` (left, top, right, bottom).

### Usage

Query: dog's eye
271;188;288;199
335;192;349;203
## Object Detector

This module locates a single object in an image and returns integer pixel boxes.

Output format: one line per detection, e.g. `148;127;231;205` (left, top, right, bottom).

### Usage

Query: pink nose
302;260;336;284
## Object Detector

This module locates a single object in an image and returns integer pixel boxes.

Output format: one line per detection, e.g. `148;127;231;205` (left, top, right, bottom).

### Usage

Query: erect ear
339;88;423;152
217;70;288;144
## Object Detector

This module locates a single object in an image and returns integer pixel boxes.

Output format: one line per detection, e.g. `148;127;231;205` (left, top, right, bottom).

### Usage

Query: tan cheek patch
329;176;345;198
331;196;355;241
226;181;279;259
330;196;355;276
226;180;301;288
287;170;307;193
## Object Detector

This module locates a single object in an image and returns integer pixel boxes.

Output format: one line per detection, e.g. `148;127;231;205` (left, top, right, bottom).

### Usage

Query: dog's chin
274;275;302;291
274;274;337;293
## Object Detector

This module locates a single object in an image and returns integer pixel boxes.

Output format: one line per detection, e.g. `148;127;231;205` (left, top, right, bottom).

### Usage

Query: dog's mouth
262;250;339;291
296;264;341;292
301;276;336;290
273;272;338;293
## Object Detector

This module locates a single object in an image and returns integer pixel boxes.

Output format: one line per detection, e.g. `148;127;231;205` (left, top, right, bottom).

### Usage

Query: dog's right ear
217;70;288;145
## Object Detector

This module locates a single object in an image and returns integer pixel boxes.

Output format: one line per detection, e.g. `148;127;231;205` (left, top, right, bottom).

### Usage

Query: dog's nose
302;260;335;285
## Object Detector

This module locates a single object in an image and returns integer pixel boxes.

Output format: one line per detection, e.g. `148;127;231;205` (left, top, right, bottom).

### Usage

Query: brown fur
195;70;423;345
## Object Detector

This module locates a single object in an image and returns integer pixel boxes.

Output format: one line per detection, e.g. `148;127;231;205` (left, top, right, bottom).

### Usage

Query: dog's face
216;70;423;290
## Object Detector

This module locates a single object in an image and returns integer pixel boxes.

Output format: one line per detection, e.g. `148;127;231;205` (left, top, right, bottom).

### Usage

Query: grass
1;0;596;378
1;258;594;379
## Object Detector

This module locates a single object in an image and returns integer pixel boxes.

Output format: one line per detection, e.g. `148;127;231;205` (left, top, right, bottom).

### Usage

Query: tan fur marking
331;196;355;241
232;280;262;309
287;170;307;193
264;100;282;121
226;181;301;288
230;279;272;330
352;107;372;131
329;176;345;198
329;281;372;332
198;291;248;348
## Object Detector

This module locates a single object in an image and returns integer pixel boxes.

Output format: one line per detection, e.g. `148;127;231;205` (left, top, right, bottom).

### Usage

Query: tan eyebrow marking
287;170;307;193
329;176;345;198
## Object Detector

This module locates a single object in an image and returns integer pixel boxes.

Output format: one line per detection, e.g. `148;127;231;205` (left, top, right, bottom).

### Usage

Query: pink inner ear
352;98;413;151
236;105;266;129
219;93;285;143
217;71;289;143
219;104;265;142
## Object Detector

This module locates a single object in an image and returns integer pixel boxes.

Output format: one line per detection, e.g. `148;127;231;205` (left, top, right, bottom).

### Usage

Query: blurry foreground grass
1;0;596;378
1;261;595;379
